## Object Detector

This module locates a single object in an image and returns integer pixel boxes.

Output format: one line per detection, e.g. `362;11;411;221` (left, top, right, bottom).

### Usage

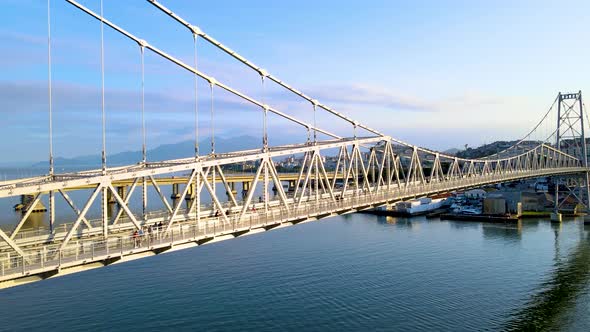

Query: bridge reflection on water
505;222;590;331
376;215;590;330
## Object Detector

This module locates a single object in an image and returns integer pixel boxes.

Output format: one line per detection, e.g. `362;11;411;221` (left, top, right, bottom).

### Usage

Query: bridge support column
186;183;195;200
16;194;47;213
21;194;34;206
142;177;148;222
116;186;127;204
49;191;55;232
264;161;269;211
227;182;237;198
102;186;108;239
195;172;201;224
171;183;180;200
242;181;250;198
17;195;33;211
552;179;562;223
107;190;115;204
370;155;376;183
550;212;562;223
186;182;195;209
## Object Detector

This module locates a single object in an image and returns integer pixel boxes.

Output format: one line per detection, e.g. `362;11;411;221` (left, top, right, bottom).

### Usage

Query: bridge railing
0;192;348;275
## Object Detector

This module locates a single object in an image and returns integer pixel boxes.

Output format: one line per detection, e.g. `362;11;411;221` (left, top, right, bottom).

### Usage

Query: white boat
395;197;449;215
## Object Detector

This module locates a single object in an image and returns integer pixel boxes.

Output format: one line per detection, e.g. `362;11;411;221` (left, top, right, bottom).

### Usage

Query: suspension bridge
0;0;589;289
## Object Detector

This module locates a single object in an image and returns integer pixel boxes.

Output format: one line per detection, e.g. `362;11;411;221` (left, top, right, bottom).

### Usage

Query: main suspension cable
146;0;565;163
67;0;339;141
483;95;559;159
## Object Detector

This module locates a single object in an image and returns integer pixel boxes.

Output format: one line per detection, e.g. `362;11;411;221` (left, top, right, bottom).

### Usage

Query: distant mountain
33;135;263;168
442;148;460;156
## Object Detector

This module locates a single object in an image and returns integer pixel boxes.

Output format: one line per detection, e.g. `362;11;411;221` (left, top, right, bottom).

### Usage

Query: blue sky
1;0;589;163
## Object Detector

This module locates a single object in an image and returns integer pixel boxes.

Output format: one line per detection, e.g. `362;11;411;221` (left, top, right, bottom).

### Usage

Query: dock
440;213;519;223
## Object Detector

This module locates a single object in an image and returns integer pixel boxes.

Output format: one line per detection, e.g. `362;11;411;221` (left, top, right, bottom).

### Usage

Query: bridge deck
0;166;585;289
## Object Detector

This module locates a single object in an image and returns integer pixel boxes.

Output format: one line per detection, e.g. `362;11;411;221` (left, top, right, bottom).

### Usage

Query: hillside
455;140;521;159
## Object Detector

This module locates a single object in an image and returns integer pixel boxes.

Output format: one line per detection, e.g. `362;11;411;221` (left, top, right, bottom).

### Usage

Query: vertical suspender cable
47;0;55;233
210;83;214;154
261;76;267;151
140;45;147;220
547;106;551;143
313;103;317;144
47;0;54;177
261;75;268;209
193;34;199;158
140;46;146;163
544;108;547;143
100;0;106;174
209;82;216;200
99;0;108;240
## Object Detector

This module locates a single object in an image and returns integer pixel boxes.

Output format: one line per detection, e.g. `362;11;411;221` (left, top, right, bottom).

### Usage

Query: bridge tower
556;91;587;164
554;91;589;212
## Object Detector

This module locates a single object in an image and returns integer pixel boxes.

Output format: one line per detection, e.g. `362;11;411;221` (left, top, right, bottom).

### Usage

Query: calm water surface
1;214;589;331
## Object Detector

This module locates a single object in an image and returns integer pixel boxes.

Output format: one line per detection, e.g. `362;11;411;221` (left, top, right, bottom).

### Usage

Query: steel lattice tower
555;91;590;209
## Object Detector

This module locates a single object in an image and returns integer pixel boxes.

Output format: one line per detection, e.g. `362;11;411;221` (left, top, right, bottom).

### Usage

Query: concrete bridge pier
227;182;237;198
107;190;115;204
15;194;47;213
242;181;251;197
117;186;126;204
185;183;195;209
369;164;376;183
15;194;33;210
171;183;180;200
107;186;127;205
21;194;34;206
186;183;195;200
551;212;562;223
551;179;562;223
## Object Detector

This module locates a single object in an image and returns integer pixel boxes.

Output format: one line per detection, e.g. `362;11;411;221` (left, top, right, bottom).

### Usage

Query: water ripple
0;215;589;331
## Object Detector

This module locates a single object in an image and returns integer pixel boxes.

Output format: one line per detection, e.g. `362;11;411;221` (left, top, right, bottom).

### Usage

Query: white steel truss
0;137;585;288
0;137;583;257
